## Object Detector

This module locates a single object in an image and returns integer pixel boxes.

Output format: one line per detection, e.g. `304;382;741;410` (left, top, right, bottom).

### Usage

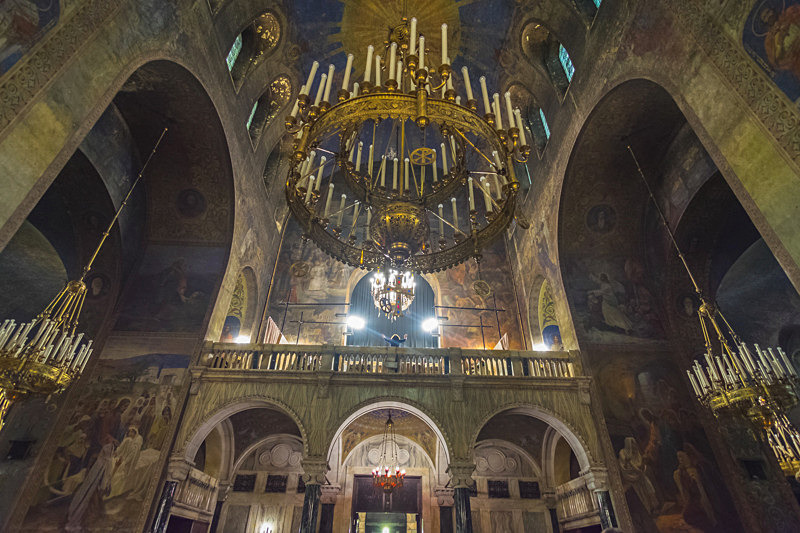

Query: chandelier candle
315;156;326;190
324;183;334;218
355;142;363;172
342;53;354;92
303;61;319;96
364;45;374;84
313;73;326;106
480;76;491;115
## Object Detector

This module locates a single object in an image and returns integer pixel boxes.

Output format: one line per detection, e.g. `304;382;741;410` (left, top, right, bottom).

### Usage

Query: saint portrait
86;273;110;299
744;0;800;105
586;204;616;234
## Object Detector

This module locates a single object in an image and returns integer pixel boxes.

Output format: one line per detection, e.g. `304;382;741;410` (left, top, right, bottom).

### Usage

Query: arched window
527;106;551;154
593;0;602;7
539;108;551;140
348;274;437;348
248;76;292;141
225;12;281;88
558;44;575;82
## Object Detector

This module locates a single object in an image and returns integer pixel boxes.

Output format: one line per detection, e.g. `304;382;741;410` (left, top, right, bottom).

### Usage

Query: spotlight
235;335;250;344
531;342;547;351
422;317;438;332
347;315;366;330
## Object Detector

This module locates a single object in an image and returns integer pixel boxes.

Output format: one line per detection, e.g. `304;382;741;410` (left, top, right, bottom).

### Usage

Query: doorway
351;475;422;532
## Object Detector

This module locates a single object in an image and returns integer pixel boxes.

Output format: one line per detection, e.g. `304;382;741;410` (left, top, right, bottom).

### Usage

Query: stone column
151;455;193;532
209;482;230;533
542;488;559;533
319;484;341;533
300;456;329;533
435;488;455;533
448;461;475;533
584;467;617;529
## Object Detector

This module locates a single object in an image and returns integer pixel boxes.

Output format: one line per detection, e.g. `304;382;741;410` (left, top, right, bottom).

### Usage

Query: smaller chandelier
370;269;415;320
372;412;406;493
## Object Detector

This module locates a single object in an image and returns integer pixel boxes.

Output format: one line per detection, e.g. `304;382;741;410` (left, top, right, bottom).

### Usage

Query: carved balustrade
555;475;601;529
172;466;219;520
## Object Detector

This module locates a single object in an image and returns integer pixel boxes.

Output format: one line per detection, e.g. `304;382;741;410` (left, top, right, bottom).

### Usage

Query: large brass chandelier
372;412;406;494
0;129;166;430
284;16;528;277
629;147;800;476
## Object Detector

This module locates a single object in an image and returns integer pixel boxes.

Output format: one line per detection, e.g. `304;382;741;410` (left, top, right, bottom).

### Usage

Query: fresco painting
114;244;226;332
0;0;60;74
595;355;739;532
21;353;190;532
744;0;800;105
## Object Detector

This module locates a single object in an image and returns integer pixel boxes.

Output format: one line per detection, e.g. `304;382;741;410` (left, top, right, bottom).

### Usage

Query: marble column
300;456;329;533
319;484;341;533
150;481;177;533
436;487;455;533
448;461;475;533
209;482;230;533
585;467;617;529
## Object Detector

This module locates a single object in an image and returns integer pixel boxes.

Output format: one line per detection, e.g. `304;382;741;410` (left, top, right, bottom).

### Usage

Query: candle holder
297;93;310;110
285;114;299;132
318;101;331;113
385;79;398;92
444;89;456;102
405;54;419;75
484;113;495;128
337;89;350;102
466;99;478;112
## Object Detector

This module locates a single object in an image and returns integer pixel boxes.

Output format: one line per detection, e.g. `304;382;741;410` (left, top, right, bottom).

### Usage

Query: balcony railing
203;343;579;378
555;476;601;528
173;466;218;517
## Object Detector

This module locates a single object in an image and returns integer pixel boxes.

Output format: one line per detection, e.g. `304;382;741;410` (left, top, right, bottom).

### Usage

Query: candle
451;197;459;230
351;201;360;230
290;92;301;117
494;175;502;199
687;370;701;397
450;136;457;161
352;82;360;97
462;66;474;101
468;176;475;210
504;91;515;128
419;36;425;70
479;76;491;114
420;164;425;193
404;158;410;191
493;93;503;129
447;71;454;91
440;143;448;175
303;61;319;95
314;73;327;106
441;24;448;65
342;53;354;91
316;156;326;190
305;177;315;203
366;208;372;240
456;95;461;105
432;159;438;182
480;177;492;211
514;108;526;145
324;183;334;217
396;60;402;83
379;156;386;187
375;55;381;86
323;64;335;102
367;143;374;176
337;194;346;226
410;18;417;55
492;150;502;171
355;141;363;172
389;43;397;80
392;157;398;190
365;45;374;84
438;204;445;236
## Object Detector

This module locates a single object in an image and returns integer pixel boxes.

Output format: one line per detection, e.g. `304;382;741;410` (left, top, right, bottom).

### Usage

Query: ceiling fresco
340;408;438;463
288;0;515;86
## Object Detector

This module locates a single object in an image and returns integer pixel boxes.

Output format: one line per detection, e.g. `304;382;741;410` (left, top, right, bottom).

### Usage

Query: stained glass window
226;33;242;71
559;44;574;82
539;108;551;140
246;101;258;130
593;0;602;7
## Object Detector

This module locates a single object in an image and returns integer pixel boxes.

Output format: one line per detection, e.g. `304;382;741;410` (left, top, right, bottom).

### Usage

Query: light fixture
284;15;528;277
422;317;438;332
346;315;366;330
370;269;415;320
629;146;800;476
372;411;406;493
234;335;251;344
0;129;167;430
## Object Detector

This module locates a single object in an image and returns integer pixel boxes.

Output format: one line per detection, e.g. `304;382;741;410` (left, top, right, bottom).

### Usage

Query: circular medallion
270;443;291;466
291;261;310;277
410;147;436;166
472;280;492;298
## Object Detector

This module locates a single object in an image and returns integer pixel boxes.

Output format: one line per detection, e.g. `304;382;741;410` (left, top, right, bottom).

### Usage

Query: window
539;108;551;140
487;480;510;498
558;44;575;82
246;101;258;130
519;481;541;499
233;474;256;492
593;0;602;7
265;474;288;493
226;34;242;71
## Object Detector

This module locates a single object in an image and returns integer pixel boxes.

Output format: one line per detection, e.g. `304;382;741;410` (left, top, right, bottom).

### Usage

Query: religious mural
114;244;226;332
20;353;189;532
744;0;800;105
595;353;739;532
0;0;60;74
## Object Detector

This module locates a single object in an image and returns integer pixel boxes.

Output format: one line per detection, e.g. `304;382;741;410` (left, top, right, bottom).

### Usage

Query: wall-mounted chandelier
372;412;405;494
628;146;800;476
284;16;528;275
370;269;415;320
0;129;167;430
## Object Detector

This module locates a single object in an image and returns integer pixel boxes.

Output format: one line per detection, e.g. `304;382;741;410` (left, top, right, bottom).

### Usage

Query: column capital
167;454;194;482
447;460;475;488
434;487;455;506
320;484;341;504
301;456;329;485
582;466;609;492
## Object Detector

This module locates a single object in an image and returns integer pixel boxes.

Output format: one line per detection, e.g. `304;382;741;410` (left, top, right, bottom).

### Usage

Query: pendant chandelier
372;412;406;493
284;15;528;276
370;269;416;320
628;146;800;476
0;129;167;430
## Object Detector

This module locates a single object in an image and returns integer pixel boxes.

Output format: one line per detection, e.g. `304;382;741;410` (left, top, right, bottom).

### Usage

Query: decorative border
0;0;123;135
669;0;800;171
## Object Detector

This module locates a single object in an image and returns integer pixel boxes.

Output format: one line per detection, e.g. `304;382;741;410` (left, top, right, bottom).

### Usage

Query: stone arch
325;398;453;469
230;433;304;477
198;418;235;480
343;433;438;474
182;397;308;462
470;403;594;473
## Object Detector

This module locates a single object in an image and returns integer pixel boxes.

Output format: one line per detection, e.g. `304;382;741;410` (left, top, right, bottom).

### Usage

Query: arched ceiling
340;408;439;463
